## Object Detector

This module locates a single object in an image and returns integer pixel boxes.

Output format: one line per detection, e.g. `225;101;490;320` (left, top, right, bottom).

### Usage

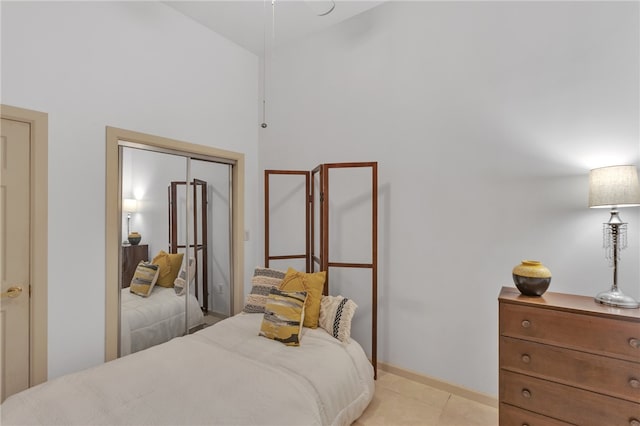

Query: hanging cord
260;0;268;128
261;0;276;129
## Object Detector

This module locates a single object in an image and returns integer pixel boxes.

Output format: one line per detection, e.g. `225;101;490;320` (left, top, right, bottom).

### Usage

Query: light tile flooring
202;312;225;327
356;370;498;426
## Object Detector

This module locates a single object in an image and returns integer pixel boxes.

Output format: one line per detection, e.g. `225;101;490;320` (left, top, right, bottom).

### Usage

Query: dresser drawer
499;403;572;426
500;336;640;402
500;370;640;426
500;302;640;362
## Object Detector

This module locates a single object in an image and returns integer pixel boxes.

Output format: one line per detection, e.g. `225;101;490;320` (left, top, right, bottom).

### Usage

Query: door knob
1;286;23;299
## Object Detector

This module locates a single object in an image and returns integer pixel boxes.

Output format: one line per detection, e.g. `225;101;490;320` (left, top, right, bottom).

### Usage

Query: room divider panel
169;179;209;312
264;162;378;377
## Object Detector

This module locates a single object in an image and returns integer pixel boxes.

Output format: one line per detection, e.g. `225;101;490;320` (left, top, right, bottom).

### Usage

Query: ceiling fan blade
305;0;336;16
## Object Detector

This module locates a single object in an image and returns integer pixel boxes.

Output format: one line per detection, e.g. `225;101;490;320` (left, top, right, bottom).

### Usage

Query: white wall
260;1;640;397
2;1;260;379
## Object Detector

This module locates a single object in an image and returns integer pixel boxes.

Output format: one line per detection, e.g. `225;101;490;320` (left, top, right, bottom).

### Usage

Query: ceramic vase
128;232;141;246
512;260;551;296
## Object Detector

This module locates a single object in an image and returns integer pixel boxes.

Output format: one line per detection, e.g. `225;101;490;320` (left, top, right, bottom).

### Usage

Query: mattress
1;313;375;425
120;286;204;356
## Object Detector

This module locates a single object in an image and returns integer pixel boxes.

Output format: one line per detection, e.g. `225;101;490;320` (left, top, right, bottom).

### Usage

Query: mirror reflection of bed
119;146;232;356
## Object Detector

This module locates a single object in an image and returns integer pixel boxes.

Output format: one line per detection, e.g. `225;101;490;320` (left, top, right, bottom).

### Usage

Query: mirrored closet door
119;144;232;357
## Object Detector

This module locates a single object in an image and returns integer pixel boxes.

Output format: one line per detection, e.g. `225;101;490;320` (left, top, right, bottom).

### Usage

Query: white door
0;117;31;402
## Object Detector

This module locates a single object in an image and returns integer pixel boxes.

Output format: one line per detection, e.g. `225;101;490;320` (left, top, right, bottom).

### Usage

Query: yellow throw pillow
259;288;307;346
153;250;184;288
279;267;326;329
151;251;172;283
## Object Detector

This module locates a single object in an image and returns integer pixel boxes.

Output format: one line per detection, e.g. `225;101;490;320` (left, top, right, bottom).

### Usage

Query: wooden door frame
105;127;245;361
0;104;48;386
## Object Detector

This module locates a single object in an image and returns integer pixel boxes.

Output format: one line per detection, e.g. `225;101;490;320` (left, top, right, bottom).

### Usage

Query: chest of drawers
121;244;149;288
498;287;640;426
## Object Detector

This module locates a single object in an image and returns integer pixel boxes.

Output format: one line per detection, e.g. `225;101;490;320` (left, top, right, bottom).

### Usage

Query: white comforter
1;313;374;426
120;286;204;356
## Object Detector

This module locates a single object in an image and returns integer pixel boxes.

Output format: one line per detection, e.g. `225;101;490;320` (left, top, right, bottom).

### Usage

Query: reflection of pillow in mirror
174;258;195;296
151;251;171;283
153;251;184;287
130;261;160;297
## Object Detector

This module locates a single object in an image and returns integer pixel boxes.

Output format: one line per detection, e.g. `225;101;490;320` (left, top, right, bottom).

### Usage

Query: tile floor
202;312;225;328
356;370;498;426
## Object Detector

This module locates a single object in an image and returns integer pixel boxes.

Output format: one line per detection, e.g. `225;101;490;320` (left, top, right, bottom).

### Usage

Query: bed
120;286;204;356
1;312;374;425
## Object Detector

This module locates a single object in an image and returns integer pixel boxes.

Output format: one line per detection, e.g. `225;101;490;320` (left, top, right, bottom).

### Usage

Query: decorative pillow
279;268;326;329
259;288;307;346
129;261;160;297
174;258;195;296
153;250;184;288
243;267;287;313
151;251;172;283
319;295;358;343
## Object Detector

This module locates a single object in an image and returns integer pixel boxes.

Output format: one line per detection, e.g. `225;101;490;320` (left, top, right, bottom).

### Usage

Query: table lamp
123;198;138;236
588;165;640;308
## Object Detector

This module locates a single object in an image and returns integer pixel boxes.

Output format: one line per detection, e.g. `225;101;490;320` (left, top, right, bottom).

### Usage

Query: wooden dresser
498;286;640;426
121;244;149;288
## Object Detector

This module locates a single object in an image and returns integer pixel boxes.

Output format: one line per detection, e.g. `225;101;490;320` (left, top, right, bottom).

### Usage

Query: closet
105;126;245;362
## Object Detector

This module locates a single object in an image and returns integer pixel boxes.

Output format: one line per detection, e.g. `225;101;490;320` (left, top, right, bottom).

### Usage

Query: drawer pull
630;338;640;349
630;378;640;389
521;354;531;364
521;320;531;328
630;419;640;426
521;388;531;399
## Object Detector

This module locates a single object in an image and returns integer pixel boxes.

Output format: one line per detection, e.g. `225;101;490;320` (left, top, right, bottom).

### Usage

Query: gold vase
128;232;141;246
512;260;551;296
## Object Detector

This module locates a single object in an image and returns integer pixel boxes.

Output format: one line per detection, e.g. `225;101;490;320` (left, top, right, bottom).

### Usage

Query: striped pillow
259;288;307;346
243;267;287;313
129;261;160;297
319;295;358;343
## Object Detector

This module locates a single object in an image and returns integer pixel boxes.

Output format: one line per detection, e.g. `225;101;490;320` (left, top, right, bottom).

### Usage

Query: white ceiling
165;1;385;56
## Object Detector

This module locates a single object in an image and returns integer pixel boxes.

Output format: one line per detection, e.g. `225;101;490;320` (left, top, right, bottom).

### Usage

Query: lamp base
594;287;639;309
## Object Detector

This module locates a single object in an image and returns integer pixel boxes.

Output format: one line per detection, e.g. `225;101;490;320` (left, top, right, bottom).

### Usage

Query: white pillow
174;258;195;296
319;295;357;343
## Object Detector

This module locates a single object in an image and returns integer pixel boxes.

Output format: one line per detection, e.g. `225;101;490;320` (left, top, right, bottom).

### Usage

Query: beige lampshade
123;198;138;213
588;165;640;208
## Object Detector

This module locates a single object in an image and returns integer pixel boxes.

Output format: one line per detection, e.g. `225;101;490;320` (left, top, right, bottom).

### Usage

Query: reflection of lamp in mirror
123;198;138;236
589;165;640;308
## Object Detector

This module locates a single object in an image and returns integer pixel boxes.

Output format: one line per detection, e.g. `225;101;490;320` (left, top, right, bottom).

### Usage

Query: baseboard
378;361;498;408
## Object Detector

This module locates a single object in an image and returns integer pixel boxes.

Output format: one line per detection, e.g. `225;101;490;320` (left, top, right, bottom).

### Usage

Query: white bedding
120;286;204;356
1;313;374;426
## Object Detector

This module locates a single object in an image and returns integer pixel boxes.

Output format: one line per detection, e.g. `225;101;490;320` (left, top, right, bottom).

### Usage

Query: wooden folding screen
264;162;378;377
264;170;311;272
169;179;209;311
